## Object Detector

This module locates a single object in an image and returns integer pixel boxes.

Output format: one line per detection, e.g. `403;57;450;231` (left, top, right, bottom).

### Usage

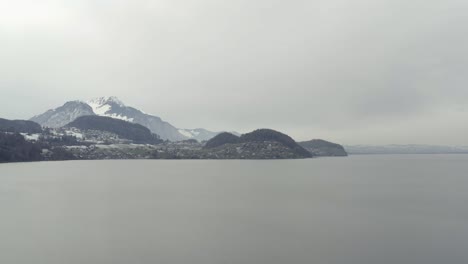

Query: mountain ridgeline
30;97;231;141
66;116;163;144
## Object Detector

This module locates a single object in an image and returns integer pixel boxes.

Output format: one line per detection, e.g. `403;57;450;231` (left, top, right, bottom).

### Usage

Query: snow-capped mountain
30;101;94;128
85;96;186;141
30;96;226;142
86;96;134;122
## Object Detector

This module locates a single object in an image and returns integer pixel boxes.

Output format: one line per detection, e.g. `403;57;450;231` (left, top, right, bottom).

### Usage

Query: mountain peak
87;96;125;108
86;96;126;117
30;100;95;128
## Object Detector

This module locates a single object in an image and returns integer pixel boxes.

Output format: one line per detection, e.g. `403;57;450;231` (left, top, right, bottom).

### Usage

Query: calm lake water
1;155;468;264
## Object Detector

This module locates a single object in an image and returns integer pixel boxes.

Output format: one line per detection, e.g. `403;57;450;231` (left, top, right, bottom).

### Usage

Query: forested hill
204;129;312;158
299;139;348;157
0;118;42;133
203;132;241;149
66;115;162;144
241;129;312;158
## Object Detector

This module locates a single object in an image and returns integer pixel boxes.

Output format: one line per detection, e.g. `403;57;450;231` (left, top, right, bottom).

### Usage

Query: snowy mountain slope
30;96;231;141
31;97;216;141
30;101;95;128
86;96;134;122
178;128;219;142
84;97;186;141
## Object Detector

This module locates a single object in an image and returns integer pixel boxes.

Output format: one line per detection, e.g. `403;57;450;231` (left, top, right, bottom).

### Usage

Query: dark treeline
0;133;42;163
0;132;82;163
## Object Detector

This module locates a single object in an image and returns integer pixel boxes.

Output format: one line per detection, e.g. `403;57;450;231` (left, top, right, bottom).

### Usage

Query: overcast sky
1;0;467;145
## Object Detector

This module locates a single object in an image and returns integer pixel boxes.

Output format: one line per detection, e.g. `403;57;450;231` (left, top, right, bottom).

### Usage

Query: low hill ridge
0;118;42;133
204;129;312;158
299;139;347;157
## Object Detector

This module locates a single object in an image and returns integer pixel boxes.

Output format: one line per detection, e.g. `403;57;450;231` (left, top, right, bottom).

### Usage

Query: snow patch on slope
178;129;194;138
86;97;134;122
20;133;40;141
106;113;134;122
64;130;84;139
89;103;111;116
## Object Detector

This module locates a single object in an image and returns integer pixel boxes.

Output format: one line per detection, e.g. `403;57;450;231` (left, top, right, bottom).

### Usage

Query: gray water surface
1;155;468;264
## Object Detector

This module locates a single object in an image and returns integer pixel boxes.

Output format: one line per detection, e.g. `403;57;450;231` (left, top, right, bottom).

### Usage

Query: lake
1;155;468;264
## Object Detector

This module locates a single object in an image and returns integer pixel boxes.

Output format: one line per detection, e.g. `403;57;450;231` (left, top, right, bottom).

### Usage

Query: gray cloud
1;0;467;144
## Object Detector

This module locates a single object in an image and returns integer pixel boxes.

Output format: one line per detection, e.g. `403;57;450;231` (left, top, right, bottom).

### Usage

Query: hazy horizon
1;0;467;145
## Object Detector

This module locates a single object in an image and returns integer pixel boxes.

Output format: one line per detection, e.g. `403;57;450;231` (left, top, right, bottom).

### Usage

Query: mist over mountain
345;145;468;155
